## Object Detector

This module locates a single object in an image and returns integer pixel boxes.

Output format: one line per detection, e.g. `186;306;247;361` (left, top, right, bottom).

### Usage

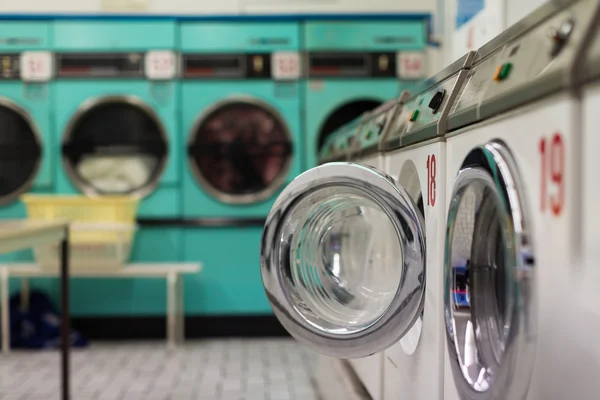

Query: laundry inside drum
63;100;168;196
285;186;403;334
77;154;159;194
190;102;293;198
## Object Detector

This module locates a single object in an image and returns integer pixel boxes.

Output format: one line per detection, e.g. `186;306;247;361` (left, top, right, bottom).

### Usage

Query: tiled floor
0;339;320;400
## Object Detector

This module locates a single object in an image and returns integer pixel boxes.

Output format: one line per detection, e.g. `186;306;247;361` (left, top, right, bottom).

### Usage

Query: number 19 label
539;133;565;216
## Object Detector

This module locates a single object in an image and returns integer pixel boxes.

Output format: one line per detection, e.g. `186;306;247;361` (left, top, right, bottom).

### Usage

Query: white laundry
77;155;158;193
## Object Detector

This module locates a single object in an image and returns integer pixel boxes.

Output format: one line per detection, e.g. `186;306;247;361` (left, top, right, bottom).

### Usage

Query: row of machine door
0;19;428;217
260;1;600;399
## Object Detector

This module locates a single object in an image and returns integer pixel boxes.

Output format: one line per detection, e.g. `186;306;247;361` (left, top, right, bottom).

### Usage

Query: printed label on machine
19;51;53;82
144;50;177;80
396;51;427;80
271;52;301;80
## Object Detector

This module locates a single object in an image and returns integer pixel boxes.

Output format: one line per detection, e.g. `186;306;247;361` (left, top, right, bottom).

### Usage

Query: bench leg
167;271;176;350
1;268;9;355
20;278;30;312
177;274;184;344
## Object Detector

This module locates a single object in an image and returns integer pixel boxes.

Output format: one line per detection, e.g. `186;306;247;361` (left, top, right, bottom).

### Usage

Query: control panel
57;53;145;78
318;115;365;163
0;54;20;80
183;52;300;80
479;0;597;114
448;47;508;126
356;99;399;156
0;52;54;82
580;8;600;83
307;52;398;79
381;52;475;150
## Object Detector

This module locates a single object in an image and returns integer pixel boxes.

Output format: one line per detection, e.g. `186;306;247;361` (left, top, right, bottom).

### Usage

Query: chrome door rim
0;97;42;206
62;95;169;198
187;96;294;205
444;141;536;399
261;162;426;358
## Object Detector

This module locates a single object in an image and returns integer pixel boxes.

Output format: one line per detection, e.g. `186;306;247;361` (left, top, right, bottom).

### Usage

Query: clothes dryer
302;19;429;169
53;20;180;316
0;22;54;263
442;1;598;399
180;22;302;315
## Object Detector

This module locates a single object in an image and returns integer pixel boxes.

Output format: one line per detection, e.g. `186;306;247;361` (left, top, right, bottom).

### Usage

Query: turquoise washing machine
180;21;302;315
0;21;55;264
53;20;181;316
302;19;429;169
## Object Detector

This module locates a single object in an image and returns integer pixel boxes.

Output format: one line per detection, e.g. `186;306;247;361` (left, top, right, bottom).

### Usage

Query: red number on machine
145;51;176;80
20;51;53;82
539;132;565;216
427;154;437;207
272;52;301;80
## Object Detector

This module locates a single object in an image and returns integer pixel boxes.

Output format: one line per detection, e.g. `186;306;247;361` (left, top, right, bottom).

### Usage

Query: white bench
0;263;201;354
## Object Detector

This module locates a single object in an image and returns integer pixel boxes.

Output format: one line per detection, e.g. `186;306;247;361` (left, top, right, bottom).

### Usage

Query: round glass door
0;100;42;205
444;142;536;399
261;162;426;358
62;96;168;197
188;99;293;204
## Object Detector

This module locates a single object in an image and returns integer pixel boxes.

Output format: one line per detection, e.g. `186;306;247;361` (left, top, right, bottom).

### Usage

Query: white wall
0;0;437;15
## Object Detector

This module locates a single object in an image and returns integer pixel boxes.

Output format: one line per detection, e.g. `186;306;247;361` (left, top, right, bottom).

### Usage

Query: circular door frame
0;97;43;206
187;96;294;205
444;141;536;400
61;95;169;198
261;162;426;358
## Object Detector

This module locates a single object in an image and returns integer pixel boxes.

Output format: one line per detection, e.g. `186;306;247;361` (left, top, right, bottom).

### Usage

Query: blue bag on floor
8;290;89;349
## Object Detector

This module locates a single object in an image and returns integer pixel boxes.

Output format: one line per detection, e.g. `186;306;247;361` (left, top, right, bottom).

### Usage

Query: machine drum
188;101;293;203
0;104;42;205
62;99;168;196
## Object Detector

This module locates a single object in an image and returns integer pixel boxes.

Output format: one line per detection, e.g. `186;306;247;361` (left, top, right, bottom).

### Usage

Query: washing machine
318;113;365;165
314;101;395;400
0;21;54;262
442;1;599;399
302;19;429;170
258;48;472;400
53;20;180;315
180;21;302;315
374;52;474;400
353;98;403;170
566;9;600;399
342;98;402;400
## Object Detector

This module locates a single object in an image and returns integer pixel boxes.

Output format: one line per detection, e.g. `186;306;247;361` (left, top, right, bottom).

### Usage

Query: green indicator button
499;62;513;80
366;130;373;139
409;109;420;122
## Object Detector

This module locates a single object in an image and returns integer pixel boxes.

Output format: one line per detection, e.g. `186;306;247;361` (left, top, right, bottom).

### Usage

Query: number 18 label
427;154;437;207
